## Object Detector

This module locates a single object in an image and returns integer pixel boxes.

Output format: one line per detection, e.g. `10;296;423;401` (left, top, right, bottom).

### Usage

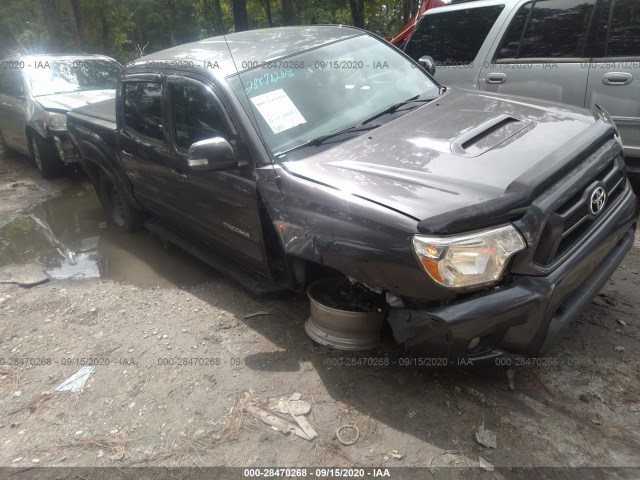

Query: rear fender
72;131;142;211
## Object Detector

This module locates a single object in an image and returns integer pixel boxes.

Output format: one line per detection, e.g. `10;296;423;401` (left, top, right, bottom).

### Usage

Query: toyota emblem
589;186;607;215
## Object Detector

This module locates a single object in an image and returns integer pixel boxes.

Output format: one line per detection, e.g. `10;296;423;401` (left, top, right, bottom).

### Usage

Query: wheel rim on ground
31;138;42;171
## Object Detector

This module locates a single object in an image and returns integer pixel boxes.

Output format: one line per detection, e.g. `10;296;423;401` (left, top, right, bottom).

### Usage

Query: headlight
43;112;67;132
412;225;526;289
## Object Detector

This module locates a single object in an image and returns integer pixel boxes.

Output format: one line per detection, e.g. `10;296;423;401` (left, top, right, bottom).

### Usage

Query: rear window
607;0;640;58
497;0;596;60
405;5;504;66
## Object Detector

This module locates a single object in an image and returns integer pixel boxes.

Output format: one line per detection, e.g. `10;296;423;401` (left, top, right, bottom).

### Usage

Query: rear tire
0;129;12;157
97;171;144;232
30;132;63;178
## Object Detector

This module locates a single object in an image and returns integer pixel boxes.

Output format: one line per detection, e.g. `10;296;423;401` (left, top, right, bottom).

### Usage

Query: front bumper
388;184;639;360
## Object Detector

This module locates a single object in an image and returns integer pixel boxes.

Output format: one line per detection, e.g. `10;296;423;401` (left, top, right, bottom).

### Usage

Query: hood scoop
451;114;531;157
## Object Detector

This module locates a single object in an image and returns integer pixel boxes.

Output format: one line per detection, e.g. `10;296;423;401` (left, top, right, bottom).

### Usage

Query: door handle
171;168;187;180
121;150;134;158
1;102;11;108
486;73;507;84
602;72;633;86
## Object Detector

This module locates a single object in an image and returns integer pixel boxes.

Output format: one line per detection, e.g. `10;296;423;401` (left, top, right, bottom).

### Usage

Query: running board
144;220;288;297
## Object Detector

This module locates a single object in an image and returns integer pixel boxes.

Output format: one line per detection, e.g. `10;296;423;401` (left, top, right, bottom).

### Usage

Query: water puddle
0;181;215;288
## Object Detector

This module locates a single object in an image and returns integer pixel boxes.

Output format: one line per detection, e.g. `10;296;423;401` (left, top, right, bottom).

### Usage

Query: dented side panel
269;166;457;301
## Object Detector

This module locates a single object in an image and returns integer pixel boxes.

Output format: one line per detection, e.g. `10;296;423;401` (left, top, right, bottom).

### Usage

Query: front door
586;0;640;160
165;75;270;277
479;0;597;107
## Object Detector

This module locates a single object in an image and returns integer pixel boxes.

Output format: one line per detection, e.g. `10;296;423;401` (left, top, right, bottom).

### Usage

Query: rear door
0;66;29;153
586;0;640;160
479;0;597;107
166;75;270;276
117;76;184;223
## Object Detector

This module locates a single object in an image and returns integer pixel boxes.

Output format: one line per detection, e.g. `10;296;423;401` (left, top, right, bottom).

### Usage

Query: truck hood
282;88;606;226
35;89;116;112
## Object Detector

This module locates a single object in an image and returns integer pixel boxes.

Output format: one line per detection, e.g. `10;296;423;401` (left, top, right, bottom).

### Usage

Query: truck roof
127;25;363;77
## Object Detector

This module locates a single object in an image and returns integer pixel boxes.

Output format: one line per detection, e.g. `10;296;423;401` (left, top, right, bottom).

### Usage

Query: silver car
0;54;120;177
404;0;640;179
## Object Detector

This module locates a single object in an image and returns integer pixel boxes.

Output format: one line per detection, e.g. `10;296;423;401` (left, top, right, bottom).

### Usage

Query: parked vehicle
0;54;121;177
385;0;447;48
67;26;638;360
404;0;640;180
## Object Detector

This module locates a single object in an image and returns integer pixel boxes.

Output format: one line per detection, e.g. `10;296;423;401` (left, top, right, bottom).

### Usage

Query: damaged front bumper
51;133;78;164
388;185;639;361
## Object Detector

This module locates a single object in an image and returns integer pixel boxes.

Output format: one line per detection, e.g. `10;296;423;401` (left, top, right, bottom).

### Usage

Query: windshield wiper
359;95;433;125
276;124;379;158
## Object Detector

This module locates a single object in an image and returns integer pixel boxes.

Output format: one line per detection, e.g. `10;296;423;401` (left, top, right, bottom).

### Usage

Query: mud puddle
0;180;215;287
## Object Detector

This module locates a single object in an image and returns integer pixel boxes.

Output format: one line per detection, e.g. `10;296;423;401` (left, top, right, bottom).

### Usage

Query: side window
498;0;597;60
123;82;163;141
0;69;25;97
170;82;229;150
405;6;504;66
607;0;640;58
497;4;532;59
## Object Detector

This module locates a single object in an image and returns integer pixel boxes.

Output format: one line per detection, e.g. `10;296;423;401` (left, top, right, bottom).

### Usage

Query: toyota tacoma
66;26;639;360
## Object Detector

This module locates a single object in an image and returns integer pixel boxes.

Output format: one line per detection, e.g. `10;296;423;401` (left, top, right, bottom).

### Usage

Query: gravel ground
1;152;639;477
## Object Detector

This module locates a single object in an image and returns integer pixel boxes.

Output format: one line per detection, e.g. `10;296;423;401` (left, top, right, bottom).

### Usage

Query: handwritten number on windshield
245;69;294;95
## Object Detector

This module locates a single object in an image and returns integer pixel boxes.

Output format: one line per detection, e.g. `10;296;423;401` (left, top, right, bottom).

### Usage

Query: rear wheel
0;129;6;156
30;133;63;178
0;129;14;158
97;171;144;232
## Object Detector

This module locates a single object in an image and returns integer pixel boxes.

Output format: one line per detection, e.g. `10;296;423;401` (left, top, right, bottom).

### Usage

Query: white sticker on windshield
250;89;306;134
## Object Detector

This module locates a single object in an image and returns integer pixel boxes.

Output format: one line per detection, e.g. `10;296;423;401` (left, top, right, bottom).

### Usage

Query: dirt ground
1;151;639;478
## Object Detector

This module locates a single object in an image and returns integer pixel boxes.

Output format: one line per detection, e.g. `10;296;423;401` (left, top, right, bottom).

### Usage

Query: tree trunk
403;0;410;23
167;0;178;46
99;9;109;51
261;0;273;27
66;0;83;50
40;0;63;52
348;0;364;29
281;0;293;26
232;0;249;32
212;0;226;34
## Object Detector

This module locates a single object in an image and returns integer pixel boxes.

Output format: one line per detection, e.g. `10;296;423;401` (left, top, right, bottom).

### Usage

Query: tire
97;171;144;232
30;132;63;178
0;128;12;157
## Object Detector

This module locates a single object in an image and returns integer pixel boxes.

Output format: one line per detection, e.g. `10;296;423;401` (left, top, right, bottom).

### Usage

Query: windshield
29;59;121;96
228;35;439;158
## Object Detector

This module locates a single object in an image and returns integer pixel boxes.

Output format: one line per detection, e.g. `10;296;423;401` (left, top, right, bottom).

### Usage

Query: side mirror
418;55;436;76
187;137;236;171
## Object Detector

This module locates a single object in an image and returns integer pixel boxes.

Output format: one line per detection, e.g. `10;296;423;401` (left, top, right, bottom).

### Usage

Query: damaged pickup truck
67;26;639;360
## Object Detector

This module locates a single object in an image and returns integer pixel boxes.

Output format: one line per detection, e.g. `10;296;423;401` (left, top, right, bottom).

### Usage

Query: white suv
404;0;640;179
0;54;120;177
